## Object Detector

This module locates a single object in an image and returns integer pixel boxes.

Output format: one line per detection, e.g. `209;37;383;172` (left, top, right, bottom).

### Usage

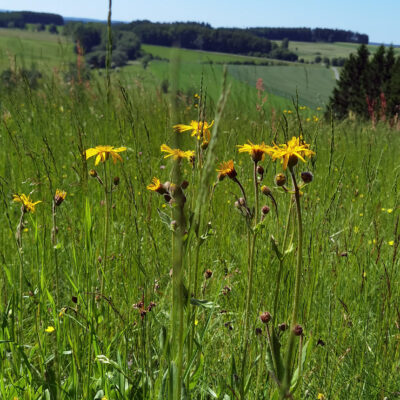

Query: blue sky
2;0;399;44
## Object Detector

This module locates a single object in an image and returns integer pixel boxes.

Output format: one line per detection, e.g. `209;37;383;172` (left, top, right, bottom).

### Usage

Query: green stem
273;202;293;318
282;166;303;397
240;161;259;398
101;163;109;296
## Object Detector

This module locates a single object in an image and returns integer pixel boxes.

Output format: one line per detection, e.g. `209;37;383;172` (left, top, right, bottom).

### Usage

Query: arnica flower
173;120;214;142
216;160;237;181
54;189;67;206
45;326;55;333
147;177;167;194
13;193;42;213
160;144;195;162
237;141;272;163
85;145;127;166
268;136;315;170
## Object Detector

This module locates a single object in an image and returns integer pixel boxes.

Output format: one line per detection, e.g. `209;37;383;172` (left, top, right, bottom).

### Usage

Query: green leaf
290;337;313;393
157;208;172;228
189;353;204;391
190;298;218;309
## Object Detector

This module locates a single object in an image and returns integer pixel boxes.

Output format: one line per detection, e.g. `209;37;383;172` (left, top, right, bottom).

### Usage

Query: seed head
275;173;286;187
260;311;271;324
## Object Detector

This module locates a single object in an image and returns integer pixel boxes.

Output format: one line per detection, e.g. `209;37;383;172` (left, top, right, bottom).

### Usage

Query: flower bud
261;205;270;215
301;171;313;184
181;180;189;190
278;322;288;332
113;176;120;186
288;154;298;169
89;169;98;178
238;197;246;207
275;173;286;187
257;165;264;176
293;324;303;336
260;311;271;324
261;185;271;196
204;269;213;279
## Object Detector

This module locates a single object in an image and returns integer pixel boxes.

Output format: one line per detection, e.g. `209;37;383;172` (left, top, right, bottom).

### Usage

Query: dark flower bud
257;165;264;176
301;171;313;184
275;173;286;187
288;154;299;169
98;256;102;263
260;311;271;324
261;205;270;215
279;323;288;332
163;194;171;203
181;180;189;190
89;169;98;178
255;327;263;335
293;324;303;336
204;269;213;279
113;176;120;186
261;185;271;196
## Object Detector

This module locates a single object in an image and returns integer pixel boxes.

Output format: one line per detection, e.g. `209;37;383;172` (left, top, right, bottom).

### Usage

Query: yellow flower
237;141;272;162
54;189;67;206
317;394;325;400
268;136;315;170
13;193;42;213
160;144;195;162
388;240;394;246
173;120;214;142
387;208;393;213
146;177;167;194
216;160;237;180
45;326;55;333
85;145;127;166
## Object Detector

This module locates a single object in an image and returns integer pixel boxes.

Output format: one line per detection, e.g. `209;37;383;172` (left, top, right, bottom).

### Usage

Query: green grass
1;27;400;400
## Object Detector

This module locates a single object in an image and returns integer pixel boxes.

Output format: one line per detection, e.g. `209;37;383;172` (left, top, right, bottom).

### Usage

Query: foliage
328;44;400;119
0;11;64;27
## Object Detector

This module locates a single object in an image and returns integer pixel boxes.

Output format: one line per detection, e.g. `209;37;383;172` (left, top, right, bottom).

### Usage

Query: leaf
290;337;313;393
190;298;218;309
189;353;204;391
270;235;283;261
157;208;172;228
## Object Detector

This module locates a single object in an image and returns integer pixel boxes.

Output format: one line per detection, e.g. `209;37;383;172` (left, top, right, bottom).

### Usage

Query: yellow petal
85;148;99;160
95;154;102;166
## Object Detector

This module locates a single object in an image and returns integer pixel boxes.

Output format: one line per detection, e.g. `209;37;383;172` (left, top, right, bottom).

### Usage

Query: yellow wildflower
317;394;325;400
388;240;394;246
216;160;237;180
45;326;55;333
160;144;195;162
268;136;315;170
237;141;272;163
387;208;393;213
173;120;214;142
146;177;167;194
85;145;127;166
13;193;42;213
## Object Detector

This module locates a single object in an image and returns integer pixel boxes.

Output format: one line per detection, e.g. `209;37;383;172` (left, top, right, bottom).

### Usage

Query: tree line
114;21;298;61
0;11;64;28
248;27;368;44
328;45;400;121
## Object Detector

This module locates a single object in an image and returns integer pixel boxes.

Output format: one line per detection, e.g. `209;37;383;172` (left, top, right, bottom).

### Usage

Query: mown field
1;28;400;400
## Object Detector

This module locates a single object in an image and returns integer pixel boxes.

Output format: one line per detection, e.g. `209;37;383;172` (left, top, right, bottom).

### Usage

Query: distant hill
0;10;64;27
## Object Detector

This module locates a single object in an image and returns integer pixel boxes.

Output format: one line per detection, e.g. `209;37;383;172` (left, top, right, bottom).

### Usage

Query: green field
1;27;400;400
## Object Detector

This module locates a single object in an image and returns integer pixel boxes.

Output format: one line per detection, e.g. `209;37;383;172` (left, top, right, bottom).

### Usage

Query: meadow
1;28;400;400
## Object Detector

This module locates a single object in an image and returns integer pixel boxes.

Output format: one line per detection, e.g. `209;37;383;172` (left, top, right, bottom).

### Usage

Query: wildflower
85;145;127;166
387;208;393;213
146;177;167;194
293;324;303;336
45;326;55;333
216;160;237;180
54;189;67;206
13;193;42;213
237;141;272;163
388;240;394;246
268;136;315;170
260;311;271;324
160;144;195;162
317;394;325;400
173;120;214;142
